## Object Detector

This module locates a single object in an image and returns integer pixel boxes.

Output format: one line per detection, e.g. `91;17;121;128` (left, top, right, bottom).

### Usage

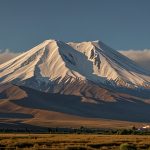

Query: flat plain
0;134;150;150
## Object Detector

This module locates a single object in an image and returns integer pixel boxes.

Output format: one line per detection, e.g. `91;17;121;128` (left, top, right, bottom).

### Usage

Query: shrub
88;143;102;148
33;143;39;148
66;146;87;150
15;142;33;148
120;143;137;150
100;146;109;150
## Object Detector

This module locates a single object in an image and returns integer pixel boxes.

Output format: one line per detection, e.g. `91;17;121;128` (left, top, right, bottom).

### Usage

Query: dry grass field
0;134;150;150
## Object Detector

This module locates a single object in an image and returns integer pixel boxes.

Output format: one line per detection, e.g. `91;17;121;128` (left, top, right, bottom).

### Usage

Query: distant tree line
0;126;150;135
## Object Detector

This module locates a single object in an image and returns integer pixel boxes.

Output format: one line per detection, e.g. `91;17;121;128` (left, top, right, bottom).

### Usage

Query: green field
0;134;150;150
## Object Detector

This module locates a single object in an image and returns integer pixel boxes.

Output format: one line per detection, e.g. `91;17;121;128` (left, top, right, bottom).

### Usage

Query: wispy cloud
119;49;150;72
0;49;20;64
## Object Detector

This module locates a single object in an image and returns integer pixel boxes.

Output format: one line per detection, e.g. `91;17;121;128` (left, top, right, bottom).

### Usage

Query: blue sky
0;0;150;52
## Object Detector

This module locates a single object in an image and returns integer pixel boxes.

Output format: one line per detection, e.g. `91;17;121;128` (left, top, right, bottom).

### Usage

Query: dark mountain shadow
0;122;47;131
12;86;150;123
0;93;5;99
110;85;150;99
0;113;33;119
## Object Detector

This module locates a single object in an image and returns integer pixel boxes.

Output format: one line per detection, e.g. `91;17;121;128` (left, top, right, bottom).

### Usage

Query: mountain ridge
0;39;149;91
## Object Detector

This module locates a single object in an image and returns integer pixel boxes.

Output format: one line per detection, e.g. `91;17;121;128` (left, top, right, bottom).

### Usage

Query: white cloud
0;48;11;53
0;49;20;64
119;49;150;72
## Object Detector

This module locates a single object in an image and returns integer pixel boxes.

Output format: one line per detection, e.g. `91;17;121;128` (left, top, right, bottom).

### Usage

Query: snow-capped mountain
0;39;149;92
0;39;150;128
